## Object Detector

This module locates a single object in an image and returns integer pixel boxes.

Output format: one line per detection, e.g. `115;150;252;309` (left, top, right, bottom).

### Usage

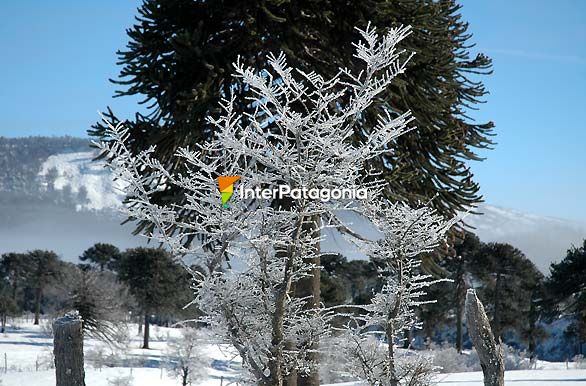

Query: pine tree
474;243;543;342
546;240;586;355
79;243;122;272
0;277;17;333
0;252;29;303
22;250;60;325
117;247;188;349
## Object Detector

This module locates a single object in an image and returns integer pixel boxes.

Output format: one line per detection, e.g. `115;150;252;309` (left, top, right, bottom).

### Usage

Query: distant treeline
2;234;584;361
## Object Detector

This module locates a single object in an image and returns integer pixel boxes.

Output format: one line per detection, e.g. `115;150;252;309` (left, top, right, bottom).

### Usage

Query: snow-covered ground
1;319;585;386
0;318;241;386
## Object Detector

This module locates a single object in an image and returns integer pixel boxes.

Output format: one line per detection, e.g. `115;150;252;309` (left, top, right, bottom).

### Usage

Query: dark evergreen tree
0;276;17;333
79;243;122;272
23;250;60;325
0;252;29;303
320;253;380;308
546;240;586;355
475;243;543;343
523;277;547;361
117;247;189;349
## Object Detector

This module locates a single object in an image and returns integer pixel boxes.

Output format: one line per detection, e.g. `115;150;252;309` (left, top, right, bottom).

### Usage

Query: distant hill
0;136;90;199
466;205;586;272
1;137;585;271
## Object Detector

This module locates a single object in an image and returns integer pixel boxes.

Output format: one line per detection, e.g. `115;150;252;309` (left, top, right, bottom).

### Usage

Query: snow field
1;319;585;386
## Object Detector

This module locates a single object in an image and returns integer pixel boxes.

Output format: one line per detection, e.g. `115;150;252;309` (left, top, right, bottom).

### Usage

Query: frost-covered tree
165;328;209;386
334;202;453;386
98;24;453;386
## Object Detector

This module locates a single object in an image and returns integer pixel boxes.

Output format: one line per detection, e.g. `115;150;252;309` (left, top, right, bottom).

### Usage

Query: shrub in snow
110;324;132;348
430;345;475;373
62;268;130;344
98;22;454;386
86;343;142;369
86;345;111;370
432;343;531;374
36;346;56;370
573;354;586;369
107;375;134;386
39;318;54;337
502;344;531;371
332;201;454;385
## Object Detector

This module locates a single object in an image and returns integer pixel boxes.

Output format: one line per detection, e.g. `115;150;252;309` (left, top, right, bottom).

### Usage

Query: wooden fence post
465;289;504;386
53;312;85;386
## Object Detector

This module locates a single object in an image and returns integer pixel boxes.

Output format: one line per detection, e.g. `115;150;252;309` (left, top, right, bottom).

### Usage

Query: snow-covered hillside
1;148;585;271
38;151;126;211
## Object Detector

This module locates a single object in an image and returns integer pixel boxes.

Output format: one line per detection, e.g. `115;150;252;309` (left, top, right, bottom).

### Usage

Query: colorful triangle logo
217;176;241;208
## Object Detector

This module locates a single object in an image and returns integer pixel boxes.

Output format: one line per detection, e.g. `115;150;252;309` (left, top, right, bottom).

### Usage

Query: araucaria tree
117;247;185;349
79;243;122;272
99;25;453;386
547;240;586;355
25;250;59;325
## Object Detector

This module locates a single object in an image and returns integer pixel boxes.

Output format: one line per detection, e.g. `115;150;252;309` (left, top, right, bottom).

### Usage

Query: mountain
0;137;146;261
466;205;586;272
1;137;584;271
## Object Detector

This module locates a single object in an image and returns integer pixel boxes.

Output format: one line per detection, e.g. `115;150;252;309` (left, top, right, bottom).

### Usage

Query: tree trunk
143;311;150;349
182;367;189;386
284;339;298;386
295;214;320;386
34;286;42;325
493;271;502;340
455;264;466;354
386;322;399;386
11;277;18;302
53;313;85;386
465;289;504;386
456;301;464;353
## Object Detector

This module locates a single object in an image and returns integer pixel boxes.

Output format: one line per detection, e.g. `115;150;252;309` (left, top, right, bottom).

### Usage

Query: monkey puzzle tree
79;243;122;272
547;240;586;355
24;250;60;325
0;252;29;303
117;247;186;349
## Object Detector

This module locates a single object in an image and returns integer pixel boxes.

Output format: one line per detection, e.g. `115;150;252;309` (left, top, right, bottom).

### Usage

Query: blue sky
0;1;585;222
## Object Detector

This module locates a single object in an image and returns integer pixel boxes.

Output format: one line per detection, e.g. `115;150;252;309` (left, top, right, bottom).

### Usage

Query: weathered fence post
465;289;504;386
53;312;85;386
